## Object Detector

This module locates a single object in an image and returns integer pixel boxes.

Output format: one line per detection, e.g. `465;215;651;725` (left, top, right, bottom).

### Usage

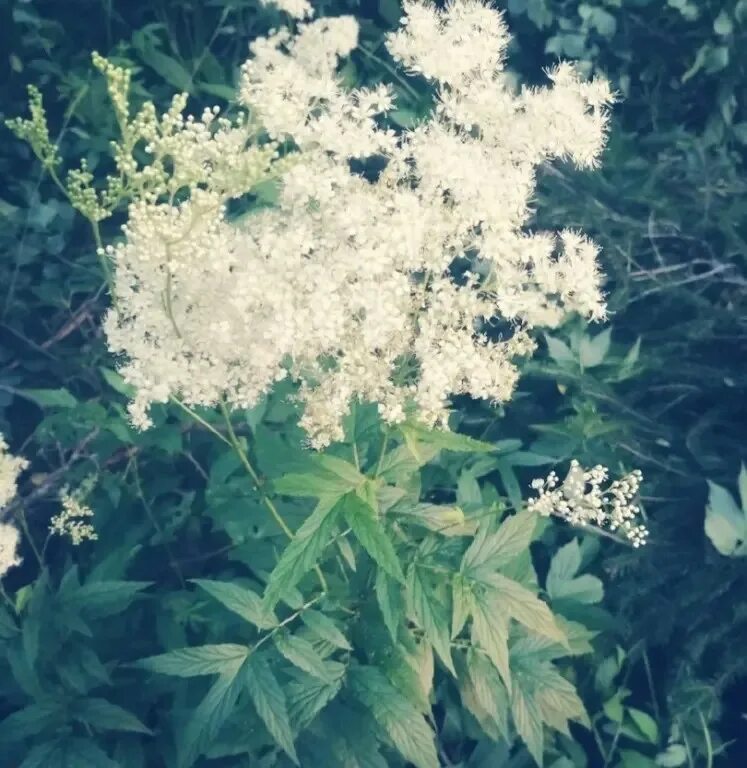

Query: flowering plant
5;1;648;765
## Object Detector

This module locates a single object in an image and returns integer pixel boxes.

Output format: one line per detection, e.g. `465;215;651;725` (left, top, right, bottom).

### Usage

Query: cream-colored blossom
0;523;21;578
0;434;28;511
50;492;98;546
103;1;614;447
0;435;27;578
529;461;648;547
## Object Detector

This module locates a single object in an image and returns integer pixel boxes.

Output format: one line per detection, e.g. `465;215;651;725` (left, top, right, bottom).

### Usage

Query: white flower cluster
104;0;614;447
50;492;98;546
529;460;649;547
0;434;27;577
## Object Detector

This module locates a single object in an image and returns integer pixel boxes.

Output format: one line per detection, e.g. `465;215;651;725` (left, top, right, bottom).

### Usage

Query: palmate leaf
263;495;342;609
400;423;497;454
382;632;434;713
511;678;545;767
470;588;511;691
461;509;537;578
191;579;277;629
274;632;341;683
179;670;245;768
481;573;566;644
244;653;298;764
288;672;343;730
344;493;404;582
301;609;352;650
451;573;473;639
462;650;510;740
545;540;603;605
273;455;364;498
72;698;151;734
0;700;64;742
349;665;439;768
406;564;455;675
375;568;404;642
20;738;120;768
135;644;249;677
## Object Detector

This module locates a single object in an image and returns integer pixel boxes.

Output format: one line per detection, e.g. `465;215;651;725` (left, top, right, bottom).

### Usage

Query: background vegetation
0;0;744;766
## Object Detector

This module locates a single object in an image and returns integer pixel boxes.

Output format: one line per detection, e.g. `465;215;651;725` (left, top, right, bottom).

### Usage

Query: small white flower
50;492;98;546
528;464;648;546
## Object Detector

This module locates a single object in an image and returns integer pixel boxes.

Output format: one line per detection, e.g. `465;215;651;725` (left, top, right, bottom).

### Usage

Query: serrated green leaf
465;650;510;740
287;673;343;730
535;667;589;732
60;579;152;619
244;653;298;764
545;335;574;364
136;644;249;678
274;455;364;498
375;568;403;641
546;540;603;604
451;574;473;639
483;573;566;643
0;701;63;742
192;579;276;629
462;509;537;578
511;680;545;766
274;632;338;682
301;609;352;650
72;698;151;734
350;665;439;768
20;738;120;768
579;328;612;368
179;669;244;768
15;388;77;408
401;423;496;453
470;588;511;690
263;496;342;609
344;494;404;582
406;565;455;675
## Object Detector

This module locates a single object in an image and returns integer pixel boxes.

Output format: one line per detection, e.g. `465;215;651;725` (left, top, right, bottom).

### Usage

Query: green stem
252;593;323;654
217;401;329;594
358;44;421;102
699;710;713;768
171;397;231;447
16;509;43;569
374;429;390;477
219;400;294;540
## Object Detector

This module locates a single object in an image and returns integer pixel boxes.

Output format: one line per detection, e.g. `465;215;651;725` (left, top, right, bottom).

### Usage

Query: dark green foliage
1;0;745;766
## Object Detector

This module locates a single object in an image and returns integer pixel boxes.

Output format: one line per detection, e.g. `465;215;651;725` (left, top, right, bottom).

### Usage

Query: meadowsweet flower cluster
50;492;98;546
103;0;614;447
0;434;28;511
0;435;27;577
529;460;649;546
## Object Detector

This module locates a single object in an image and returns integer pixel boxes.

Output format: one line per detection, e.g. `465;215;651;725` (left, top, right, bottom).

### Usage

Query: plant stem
217;400;329;594
219;400;293;539
171;396;232;447
16;509;43;569
699;710;713;768
374;429;390;477
252;593;323;654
